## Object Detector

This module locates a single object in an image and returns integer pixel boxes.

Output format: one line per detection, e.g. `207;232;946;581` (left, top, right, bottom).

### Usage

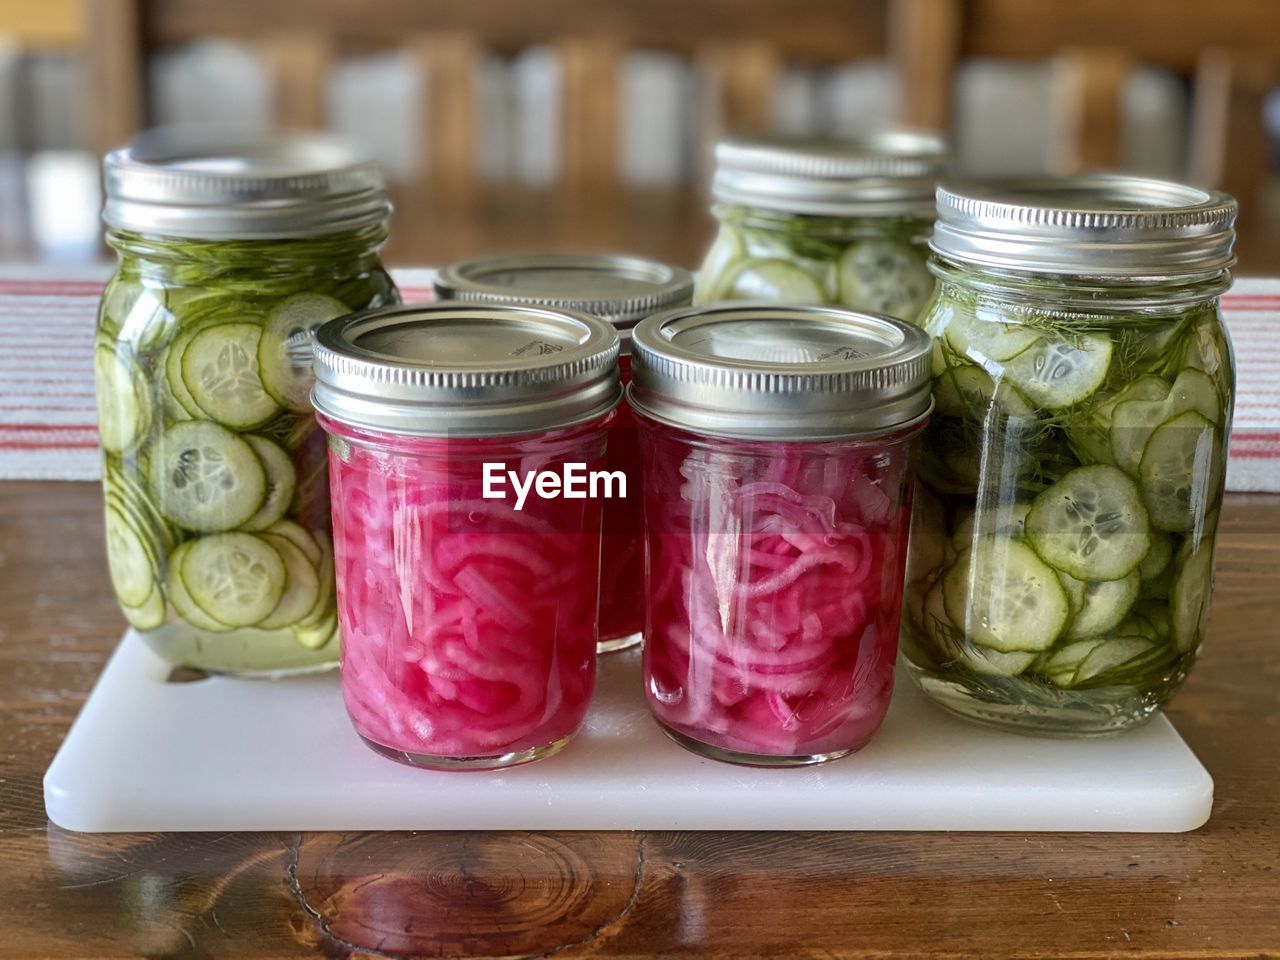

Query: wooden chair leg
1190;50;1275;210
260;34;332;130
559;37;622;236
1049;47;1131;173
85;0;143;155
889;0;961;134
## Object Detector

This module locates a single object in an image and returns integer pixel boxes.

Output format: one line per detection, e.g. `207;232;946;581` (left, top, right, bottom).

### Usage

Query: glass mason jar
628;304;932;766
902;176;1237;736
693;133;946;322
434;253;693;653
95;129;397;675
312;303;621;770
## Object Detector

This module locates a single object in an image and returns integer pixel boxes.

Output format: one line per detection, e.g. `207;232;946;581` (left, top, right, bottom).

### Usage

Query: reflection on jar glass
902;175;1237;736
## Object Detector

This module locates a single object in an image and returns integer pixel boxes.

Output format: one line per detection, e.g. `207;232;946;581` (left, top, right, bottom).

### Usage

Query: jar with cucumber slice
902;176;1236;735
693;133;946;323
96;129;398;675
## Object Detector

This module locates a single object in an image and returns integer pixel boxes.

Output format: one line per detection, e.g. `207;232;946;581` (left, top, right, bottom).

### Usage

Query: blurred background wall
1;0;1279;268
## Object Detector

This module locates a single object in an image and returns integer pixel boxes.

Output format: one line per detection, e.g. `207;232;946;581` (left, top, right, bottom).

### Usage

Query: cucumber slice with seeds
723;258;827;304
239;435;297;532
944;536;1070;653
837;238;933;319
1001;333;1112;409
259;293;349;413
149;421;267;532
179;532;286;628
1063;570;1140;640
1025;465;1151;581
181;323;279;429
1139;411;1223;533
167;542;233;632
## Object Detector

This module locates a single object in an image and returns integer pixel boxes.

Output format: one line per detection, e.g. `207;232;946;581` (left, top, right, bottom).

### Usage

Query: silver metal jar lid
711;132;947;218
628;304;932;441
930;175;1238;279
312;303;620;438
433;253;693;351
103;127;391;239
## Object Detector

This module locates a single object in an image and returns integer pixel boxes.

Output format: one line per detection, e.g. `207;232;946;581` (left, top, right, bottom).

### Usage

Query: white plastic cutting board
44;630;1213;833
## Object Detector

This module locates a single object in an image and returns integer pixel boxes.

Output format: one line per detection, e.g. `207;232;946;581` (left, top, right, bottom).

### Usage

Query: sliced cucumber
149;421;267;532
181;323;279;429
104;506;160;607
95;345;152;454
944;536;1070;653
256;533;321;629
167;542;234;633
1066;376;1169;466
922;579;960;657
1063;570;1140;640
297;530;335;627
1056;571;1086;616
179;532;287;628
1025;465;1151;581
958;645;1036;677
1110;368;1220;476
723;258;827;304
933;365;1035;420
164;327;205;418
292;610;338;650
239;436;297;532
943;308;1040;365
693;223;748;305
1001;333;1112;409
1074;635;1155;684
930;338;950;377
1171;539;1214;652
121;586;166;631
1134;599;1172;642
836;239;933;320
1138;530;1174;582
1138;411;1222;533
259;293;349;413
951;500;1032;551
265;519;323;567
1036;638;1105;687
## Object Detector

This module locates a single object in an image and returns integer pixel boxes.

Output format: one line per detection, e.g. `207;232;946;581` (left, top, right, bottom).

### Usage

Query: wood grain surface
0;481;1278;959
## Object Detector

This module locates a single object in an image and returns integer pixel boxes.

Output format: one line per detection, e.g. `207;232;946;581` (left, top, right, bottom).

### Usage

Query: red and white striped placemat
1;268;1277;490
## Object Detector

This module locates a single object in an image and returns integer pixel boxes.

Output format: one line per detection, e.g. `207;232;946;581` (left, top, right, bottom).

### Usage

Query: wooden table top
1;479;1278;959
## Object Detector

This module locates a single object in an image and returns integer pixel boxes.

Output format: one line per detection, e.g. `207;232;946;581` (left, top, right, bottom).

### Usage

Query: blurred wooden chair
891;0;1280;256
83;0;887;263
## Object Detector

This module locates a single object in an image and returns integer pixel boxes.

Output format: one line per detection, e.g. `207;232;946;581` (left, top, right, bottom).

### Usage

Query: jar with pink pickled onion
434;254;693;653
628;304;933;766
312;303;620;770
